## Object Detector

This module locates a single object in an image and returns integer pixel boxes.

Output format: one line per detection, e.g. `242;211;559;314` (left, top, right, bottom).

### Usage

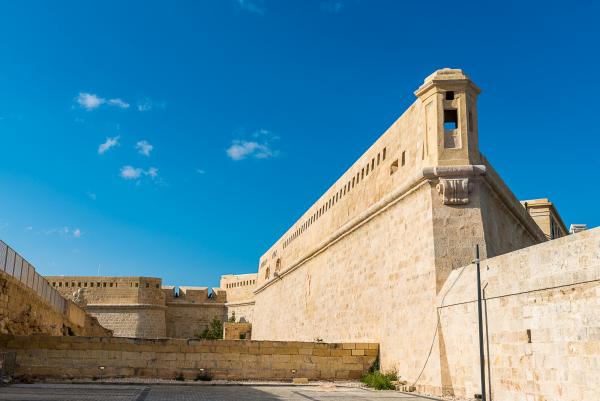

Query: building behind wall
220;273;257;323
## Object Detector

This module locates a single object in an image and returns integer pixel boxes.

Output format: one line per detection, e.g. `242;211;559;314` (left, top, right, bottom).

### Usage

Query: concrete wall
0;335;378;381
435;227;600;401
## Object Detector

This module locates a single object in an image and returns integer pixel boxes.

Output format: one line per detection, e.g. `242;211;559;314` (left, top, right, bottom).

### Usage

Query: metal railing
0;240;68;315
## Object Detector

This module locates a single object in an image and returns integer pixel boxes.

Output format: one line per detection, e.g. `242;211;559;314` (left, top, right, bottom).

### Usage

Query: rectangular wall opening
444;109;458;130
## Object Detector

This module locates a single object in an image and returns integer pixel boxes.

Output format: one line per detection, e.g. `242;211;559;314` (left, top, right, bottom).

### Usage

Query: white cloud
98;135;120;154
107;98;130;109
135;140;154;157
120;165;160;183
237;0;265;14
196;169;206;175
120;165;143;180
75;92;130;110
73;228;82;238
226;129;279;161
77;92;105;110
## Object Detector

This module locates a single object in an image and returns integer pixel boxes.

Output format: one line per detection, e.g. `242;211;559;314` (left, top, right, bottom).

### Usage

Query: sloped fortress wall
252;69;549;395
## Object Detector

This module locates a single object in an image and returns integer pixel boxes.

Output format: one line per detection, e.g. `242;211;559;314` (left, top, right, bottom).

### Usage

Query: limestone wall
0;269;110;337
0;335;378;381
223;322;252;340
435;227;600;401
0;241;110;337
220;274;257;303
165;303;226;339
253;183;439;381
47;276;164;306
86;305;166;338
226;301;254;323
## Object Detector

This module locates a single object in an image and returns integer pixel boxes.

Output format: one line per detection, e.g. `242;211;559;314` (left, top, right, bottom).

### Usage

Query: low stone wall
0;335;378;381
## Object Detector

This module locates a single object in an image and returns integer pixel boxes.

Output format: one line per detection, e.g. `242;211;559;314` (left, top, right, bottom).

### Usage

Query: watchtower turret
415;68;481;166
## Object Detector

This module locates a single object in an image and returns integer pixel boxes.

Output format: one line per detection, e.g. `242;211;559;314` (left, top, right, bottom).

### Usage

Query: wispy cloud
146;167;159;179
237;0;265;14
226;129;279;161
196;168;206;175
135;140;154;157
87;191;97;200
75;92;130;111
137;98;166;112
107;98;130;109
98;135;120;154
30;225;82;239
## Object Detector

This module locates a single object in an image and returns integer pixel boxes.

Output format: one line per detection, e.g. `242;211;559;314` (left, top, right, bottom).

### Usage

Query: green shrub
361;370;398;390
195;317;224;340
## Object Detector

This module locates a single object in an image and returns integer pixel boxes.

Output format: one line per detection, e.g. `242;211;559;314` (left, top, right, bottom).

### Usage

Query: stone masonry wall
0;335;378;381
166;303;226;339
435;227;600;400
86;306;166;338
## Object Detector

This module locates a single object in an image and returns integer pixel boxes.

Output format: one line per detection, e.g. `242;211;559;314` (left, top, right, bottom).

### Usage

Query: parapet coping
85;303;167;310
224;300;256;307
254;161;545;295
165;302;226;307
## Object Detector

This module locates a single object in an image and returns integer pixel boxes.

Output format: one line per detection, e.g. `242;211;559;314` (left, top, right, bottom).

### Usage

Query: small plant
314;337;323;342
361;370;398;390
228;312;236;323
195;316;224;340
175;373;185;381
239;333;246;340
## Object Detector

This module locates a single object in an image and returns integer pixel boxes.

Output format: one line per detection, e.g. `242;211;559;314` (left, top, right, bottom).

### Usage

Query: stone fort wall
220;273;257;323
250;69;566;396
47;277;232;339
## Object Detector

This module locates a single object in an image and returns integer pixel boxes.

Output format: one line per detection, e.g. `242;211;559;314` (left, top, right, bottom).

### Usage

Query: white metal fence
0;240;68;315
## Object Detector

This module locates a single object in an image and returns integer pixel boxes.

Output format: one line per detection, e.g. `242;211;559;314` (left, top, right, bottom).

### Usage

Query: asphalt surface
0;384;438;401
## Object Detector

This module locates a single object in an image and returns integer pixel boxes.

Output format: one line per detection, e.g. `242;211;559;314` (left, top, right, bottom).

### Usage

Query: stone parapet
0;335;378;381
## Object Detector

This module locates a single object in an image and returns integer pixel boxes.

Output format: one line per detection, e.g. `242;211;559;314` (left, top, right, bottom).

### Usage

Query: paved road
0;384;437;401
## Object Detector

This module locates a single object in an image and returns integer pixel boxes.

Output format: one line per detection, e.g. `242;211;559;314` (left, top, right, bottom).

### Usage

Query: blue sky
0;0;598;288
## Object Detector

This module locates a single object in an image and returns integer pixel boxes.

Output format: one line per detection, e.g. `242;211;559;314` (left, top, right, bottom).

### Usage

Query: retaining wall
0;335;378;381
